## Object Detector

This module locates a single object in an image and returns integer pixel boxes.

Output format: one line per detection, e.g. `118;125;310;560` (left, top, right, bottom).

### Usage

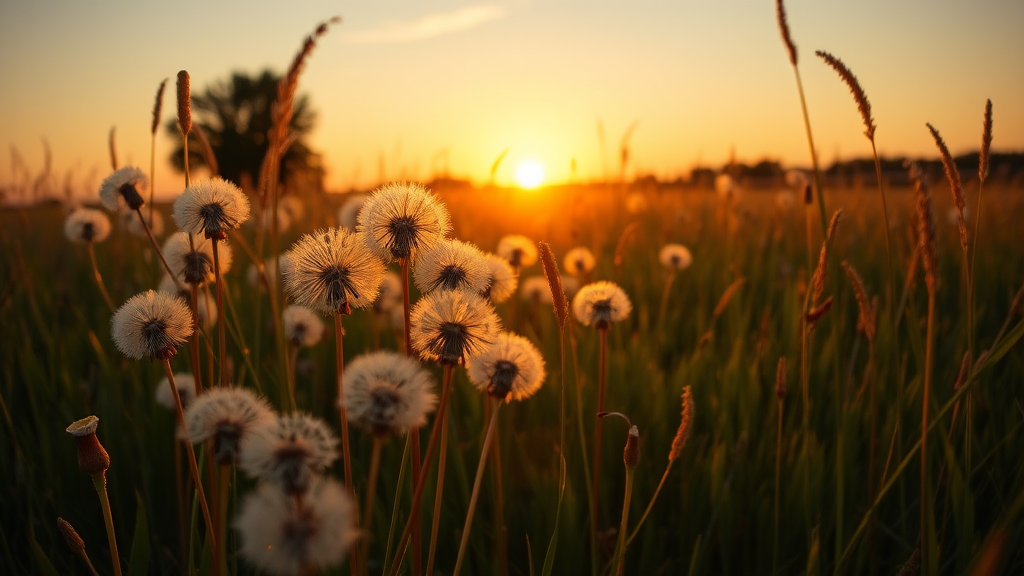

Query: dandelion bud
623;425;640;469
57;518;86;556
66;416;110;476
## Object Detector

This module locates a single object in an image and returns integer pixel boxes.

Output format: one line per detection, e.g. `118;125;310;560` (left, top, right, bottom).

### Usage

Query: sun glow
514;160;545;189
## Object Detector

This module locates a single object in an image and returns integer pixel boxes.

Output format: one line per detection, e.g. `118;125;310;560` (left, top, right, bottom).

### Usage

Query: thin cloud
346;4;506;44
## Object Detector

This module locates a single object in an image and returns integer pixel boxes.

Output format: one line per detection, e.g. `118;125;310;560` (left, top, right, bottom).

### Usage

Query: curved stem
453;399;502;576
134;208;180;292
792;65;829;235
624;464;674;546
611;467;635;576
91;473;123;576
773;397;783;575
87;242;115;312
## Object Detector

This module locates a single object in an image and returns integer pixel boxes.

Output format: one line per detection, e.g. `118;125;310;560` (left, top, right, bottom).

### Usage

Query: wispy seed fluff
173;177;251;238
496;234;538;269
64;208;111;243
99;166;148;211
481;253;518;303
659;244;693;271
572;281;632;328
410;289;502;365
235;478;356;576
413;239;490;294
467;333;546;402
357;182;451;262
374;271;403;313
156;373;196;412
563;247;596;277
122;208;164;238
163;231;232;286
111;290;193;359
240;413;339;494
184;387;275;465
285;228;386;314
343;351;438;436
337;193;366;230
283;305;325;348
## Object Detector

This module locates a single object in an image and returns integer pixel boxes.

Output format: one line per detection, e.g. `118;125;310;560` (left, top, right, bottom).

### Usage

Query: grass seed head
775;0;798;65
57;518;86;556
816;51;875;140
538;242;569;326
176;70;191;135
669;386;695;462
907;161;939;293
980;99;993;182
151;78;167;135
926;122;967;254
841;261;876;342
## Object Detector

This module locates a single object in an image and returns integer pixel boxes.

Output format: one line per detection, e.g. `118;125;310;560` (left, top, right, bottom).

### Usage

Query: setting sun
515;160;545;189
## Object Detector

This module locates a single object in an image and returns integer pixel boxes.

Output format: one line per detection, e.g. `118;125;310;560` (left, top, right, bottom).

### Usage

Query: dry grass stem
669;386;695;462
908;163;939;293
775;0;798;65
151;79;168;136
192;125;219;176
108;127;117;171
842;261;876;342
815;51;875;140
539;241;569;326
926;123;967;253
713;277;746;318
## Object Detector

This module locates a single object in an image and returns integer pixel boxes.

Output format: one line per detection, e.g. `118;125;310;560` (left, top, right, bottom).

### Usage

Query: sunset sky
1;0;1022;197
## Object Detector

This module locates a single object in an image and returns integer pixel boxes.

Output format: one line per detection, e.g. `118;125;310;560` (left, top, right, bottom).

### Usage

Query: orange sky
1;1;1022;199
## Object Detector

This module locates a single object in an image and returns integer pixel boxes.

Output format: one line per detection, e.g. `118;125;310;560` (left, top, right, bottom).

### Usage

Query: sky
1;0;1022;198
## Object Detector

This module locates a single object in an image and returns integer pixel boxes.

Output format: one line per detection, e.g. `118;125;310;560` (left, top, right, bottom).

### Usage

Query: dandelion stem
212;238;228;386
624;464;673;546
453;399;502;576
571;330;598;576
773;394;783;575
134;207;180;292
591;326;609;535
920;289;936;576
361;436;384;573
381;435;410;576
189;284;204;395
333;312;359;576
287;344;299;411
399;256;423;576
424;407;450;576
86;242;115;312
91;473;123;576
611;466;635;576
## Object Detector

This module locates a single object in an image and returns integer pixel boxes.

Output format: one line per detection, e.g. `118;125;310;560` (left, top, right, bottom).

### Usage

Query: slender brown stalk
591;326;609;536
773;358;786;575
108;127;118;171
398;256;423;576
361;436;384;572
452;399;502;576
134;208;181;291
333;313;358;554
86;242;115;312
90;473;122;576
149;79;167;221
212;238;228;386
189;284;204;395
424;406;450;576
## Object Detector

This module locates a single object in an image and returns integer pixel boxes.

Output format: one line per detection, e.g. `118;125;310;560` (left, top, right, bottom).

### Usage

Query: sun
514;160;545;189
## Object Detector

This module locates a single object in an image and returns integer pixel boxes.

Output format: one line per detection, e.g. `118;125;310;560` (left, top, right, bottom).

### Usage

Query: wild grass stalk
149;79;167;222
86;241;115;312
57;518;100;576
452;399;501;576
773;359;786;575
211;238;228;386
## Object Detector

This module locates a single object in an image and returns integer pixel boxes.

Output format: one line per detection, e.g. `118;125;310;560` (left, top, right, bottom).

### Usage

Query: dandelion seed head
413;239;490;294
283;305;325;348
467;332;546;402
357;183;451;262
284;228;386;314
155;373;196;411
480;253;518;303
64;208;111;244
235;478;356;576
99;166;148;211
163;231;232;286
563;247;596;277
184;387;275;465
572;281;632;328
496;234;538;269
240;413;339;494
659;244;693;271
337;194;366;231
344;351;438;436
111;290;193;359
173;178;250;238
410;289;502;365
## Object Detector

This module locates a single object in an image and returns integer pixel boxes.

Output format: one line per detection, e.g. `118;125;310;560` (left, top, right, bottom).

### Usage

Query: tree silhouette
167;69;323;191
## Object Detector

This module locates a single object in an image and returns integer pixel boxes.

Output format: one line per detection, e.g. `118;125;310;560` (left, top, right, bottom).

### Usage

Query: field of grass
1;174;1022;575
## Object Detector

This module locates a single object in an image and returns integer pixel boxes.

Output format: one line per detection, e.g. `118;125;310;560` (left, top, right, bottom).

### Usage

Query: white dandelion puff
563;247;596;277
466;333;546;402
99;166;148;211
373;271;403;313
413;239;490;294
480;253;518;303
64;208;111;243
283;305;325;348
184;387;275;465
163;231;232;286
123;208;165;238
496;234;538;269
173;177;251;238
410;289;502;365
235;478;356;576
572;281;632;328
343;351;438;436
239;413;339;494
659;244;693;271
156;373;196;411
110;290;193;359
284;228;386;315
337;194;366;231
357;182;451;262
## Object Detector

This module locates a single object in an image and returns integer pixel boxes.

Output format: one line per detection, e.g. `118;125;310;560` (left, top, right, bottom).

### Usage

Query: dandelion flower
337;194;366;231
343;351;438;436
235;478;356;576
283;305;325;348
357;182;451;262
561;275;581;297
563;247;596;277
413;239;490;294
410;289;502;365
184;387;275;465
481;253;518;303
373;271;403;313
123;208;164;238
284;228;386;314
99;166;147;211
156;373;196;411
572;281;632;328
173;177;250;238
111;290;193;359
496;234;537;269
240;413;339;494
467;333;546;401
659;244;693;271
163;231;232;286
247;254;294;288
64;208;111;243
